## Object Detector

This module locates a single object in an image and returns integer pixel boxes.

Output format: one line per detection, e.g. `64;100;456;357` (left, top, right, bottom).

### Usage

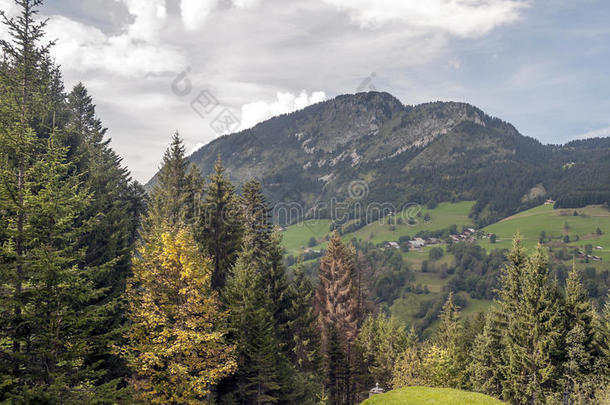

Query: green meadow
361;386;506;405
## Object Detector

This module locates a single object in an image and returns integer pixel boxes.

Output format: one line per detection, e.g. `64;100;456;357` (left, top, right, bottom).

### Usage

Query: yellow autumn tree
123;227;236;404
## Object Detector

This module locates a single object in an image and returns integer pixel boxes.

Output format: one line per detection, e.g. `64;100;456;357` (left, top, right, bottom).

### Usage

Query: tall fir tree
288;260;321;374
286;260;323;403
470;309;505;397
563;264;601;401
222;236;282;404
433;292;466;388
355;312;407;391
240;179;272;256
65;82;142;384
500;241;565;404
143;132;201;238
315;231;360;405
195;155;242;290
0;1;130;401
264;230;294;350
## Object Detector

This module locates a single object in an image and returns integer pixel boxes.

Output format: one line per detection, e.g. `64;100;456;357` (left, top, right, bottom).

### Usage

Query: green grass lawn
361;386;506;404
482;204;610;261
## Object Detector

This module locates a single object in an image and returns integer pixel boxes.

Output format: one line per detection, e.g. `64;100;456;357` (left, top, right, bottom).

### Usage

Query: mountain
147;92;610;226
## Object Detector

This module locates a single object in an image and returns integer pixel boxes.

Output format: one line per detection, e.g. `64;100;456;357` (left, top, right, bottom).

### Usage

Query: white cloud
179;0;264;30
44;0;183;77
576;126;610;140
122;0;168;41
239;90;327;130
180;0;218;31
45;16;183;76
232;0;263;10
320;0;527;37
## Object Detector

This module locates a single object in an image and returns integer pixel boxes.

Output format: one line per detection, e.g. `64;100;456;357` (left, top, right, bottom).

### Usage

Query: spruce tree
143;132;200;238
222;237;282;404
500;242;565;404
470;310;505;397
241;179;272;256
288;260;321;374
0;1;128;401
65;82;142;384
265;230;294;350
315;231;359;404
563;264;600;401
356;312;407;390
434;292;465;388
195;155;242;290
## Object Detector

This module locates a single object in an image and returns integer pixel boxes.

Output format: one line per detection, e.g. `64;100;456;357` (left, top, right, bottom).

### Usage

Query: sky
1;0;609;182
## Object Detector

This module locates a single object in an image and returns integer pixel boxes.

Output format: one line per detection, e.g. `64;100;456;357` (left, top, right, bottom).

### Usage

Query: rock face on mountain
148;92;610;226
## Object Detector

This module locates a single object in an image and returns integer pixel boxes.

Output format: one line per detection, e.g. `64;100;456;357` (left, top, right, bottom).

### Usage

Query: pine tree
434;292;465;388
241;179;272;256
563;264;600;401
288;261;321;374
123;227;236;404
195;155;242;290
356;312;407;390
222;239;282;404
0;1;128;401
143;132;200;238
315;232;359;404
470;310;505;397
500;242;565;404
65;82;142;384
287;260;323;403
265;230;294;350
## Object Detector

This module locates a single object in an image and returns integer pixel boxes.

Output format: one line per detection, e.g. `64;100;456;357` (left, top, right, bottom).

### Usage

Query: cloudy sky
1;0;609;182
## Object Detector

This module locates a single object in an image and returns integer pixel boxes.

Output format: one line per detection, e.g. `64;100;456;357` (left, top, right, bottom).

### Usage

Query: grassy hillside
361;387;505;405
352;201;475;245
481;204;609;261
282;202;609;336
282;201;475;255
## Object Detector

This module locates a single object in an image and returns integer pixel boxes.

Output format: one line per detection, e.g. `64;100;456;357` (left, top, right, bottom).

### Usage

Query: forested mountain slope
148;92;610;226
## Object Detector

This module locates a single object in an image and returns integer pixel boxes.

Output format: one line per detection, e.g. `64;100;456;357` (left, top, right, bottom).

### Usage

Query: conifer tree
356;312;407;390
0;132;117;401
195;155;242;290
288;260;321;374
143;133;200;238
65;82;142;383
470;310;505;397
500;242;565;404
241;179;272;256
265;230;295;348
123;227;236;404
222;237;282;404
315;231;359;404
239;180;294;350
434;292;465;388
0;1;129;401
563;264;600;401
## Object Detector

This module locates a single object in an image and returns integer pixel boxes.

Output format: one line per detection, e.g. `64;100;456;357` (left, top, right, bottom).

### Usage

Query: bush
429;247;444;261
308;236;317;247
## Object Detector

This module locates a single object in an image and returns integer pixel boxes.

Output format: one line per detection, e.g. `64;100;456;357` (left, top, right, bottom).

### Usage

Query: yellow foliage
122;227;236;404
391;344;452;389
